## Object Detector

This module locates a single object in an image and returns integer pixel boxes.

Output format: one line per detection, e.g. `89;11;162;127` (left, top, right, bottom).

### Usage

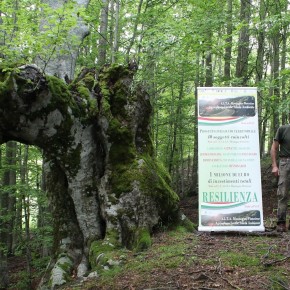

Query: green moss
108;118;133;146
100;93;111;118
46;75;72;110
138;155;180;223
0;70;33;115
135;228;152;252
97;64;180;247
179;217;196;232
77;84;90;99
105;228;120;246
98;64;134;120
107;116;137;196
89;229;122;270
0;72;12;107
81;73;95;91
109;164;138;197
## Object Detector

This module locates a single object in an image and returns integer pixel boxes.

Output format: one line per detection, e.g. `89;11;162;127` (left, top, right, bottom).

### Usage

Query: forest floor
8;160;290;290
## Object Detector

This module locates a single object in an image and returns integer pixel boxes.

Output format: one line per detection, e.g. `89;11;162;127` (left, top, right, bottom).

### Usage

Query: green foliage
0;143;53;289
0;0;86;68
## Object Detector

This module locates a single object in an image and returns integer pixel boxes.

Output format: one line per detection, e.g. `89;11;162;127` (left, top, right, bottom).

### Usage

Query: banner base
198;225;265;232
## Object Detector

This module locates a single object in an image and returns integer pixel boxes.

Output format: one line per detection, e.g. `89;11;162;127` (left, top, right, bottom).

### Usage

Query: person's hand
272;166;279;177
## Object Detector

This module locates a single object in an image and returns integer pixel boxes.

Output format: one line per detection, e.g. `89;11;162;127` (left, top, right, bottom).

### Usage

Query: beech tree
0;62;186;288
0;1;192;288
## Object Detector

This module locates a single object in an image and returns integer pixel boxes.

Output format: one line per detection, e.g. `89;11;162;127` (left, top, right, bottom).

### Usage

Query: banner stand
197;87;265;232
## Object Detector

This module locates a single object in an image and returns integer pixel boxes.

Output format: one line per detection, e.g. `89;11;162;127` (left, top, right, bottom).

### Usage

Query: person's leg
277;159;290;232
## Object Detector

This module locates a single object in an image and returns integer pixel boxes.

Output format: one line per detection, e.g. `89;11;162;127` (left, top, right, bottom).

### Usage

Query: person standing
271;124;290;232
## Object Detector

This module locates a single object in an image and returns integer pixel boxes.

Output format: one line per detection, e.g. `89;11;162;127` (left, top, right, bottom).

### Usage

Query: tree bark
224;0;233;81
255;0;266;156
235;0;251;85
0;64;182;288
97;0;110;68
0;145;9;290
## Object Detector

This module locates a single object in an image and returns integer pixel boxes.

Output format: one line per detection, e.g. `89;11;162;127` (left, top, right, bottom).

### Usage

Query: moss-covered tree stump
0;64;188;288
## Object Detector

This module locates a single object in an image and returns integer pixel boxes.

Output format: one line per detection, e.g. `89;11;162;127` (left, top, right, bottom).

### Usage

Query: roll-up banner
197;87;264;232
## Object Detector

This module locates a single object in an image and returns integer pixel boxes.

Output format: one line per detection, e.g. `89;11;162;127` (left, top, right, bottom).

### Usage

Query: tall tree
36;0;90;79
97;0;110;68
0;145;8;290
0;141;16;288
235;0;252;84
224;0;233;81
0;63;184;288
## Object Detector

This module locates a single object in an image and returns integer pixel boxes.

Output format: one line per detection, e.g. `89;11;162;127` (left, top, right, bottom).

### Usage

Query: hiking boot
276;223;287;232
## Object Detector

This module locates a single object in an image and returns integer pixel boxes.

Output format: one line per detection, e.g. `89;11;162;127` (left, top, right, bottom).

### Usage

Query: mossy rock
89;230;122;270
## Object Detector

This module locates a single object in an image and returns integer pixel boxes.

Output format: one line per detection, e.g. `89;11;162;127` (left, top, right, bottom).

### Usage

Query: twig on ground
215;258;222;275
220;276;242;290
215;257;241;289
268;277;290;290
263;255;290;267
260;245;275;263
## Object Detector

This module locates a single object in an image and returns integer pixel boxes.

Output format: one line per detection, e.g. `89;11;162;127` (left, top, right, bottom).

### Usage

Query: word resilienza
202;191;258;203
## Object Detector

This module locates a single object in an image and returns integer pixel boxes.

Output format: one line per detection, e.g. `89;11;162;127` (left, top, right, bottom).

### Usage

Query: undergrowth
64;226;290;290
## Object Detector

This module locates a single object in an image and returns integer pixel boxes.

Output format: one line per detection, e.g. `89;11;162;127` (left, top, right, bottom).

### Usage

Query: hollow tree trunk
0;64;182;288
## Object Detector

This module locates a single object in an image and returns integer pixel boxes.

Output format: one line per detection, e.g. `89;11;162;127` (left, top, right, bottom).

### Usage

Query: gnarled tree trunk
0;64;183;288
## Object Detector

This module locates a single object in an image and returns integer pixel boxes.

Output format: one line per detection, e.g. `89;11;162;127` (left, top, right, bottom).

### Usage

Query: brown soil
8;163;290;290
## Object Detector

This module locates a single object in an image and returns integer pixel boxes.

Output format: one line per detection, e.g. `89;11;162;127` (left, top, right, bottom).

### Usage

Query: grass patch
268;271;290;290
219;251;260;267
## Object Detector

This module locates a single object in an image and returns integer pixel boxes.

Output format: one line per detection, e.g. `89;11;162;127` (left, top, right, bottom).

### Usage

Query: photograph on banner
197;87;264;232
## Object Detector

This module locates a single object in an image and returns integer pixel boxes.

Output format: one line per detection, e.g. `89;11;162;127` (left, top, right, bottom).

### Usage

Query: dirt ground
8;162;290;290
85;162;290;290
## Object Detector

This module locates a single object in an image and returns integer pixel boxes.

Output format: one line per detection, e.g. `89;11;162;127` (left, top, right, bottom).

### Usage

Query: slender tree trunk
281;24;288;123
235;0;251;85
271;31;280;135
97;0;110;68
6;141;16;255
205;30;213;87
0;145;9;290
19;145;33;289
111;0;120;63
191;50;200;196
125;0;143;62
177;74;185;196
168;87;177;175
224;0;233;81
0;141;16;288
256;0;266;156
